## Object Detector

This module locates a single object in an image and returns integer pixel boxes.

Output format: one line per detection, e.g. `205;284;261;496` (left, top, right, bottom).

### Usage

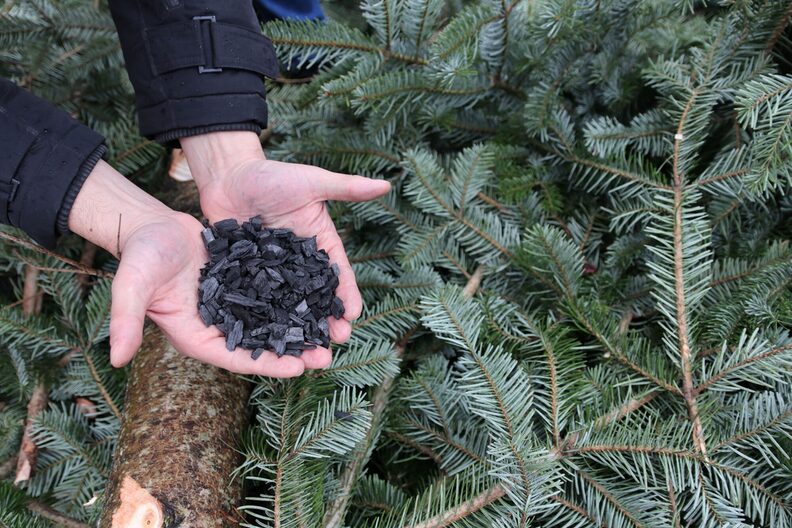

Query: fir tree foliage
0;0;791;527
248;0;792;526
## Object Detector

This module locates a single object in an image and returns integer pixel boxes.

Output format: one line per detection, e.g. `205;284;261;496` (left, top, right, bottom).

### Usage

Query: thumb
109;260;153;367
314;170;391;202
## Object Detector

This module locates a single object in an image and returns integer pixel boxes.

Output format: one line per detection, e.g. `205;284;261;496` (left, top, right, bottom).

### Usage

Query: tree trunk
99;329;250;528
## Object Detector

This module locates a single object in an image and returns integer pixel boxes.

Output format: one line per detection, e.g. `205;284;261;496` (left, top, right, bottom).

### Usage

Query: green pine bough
2;0;792;527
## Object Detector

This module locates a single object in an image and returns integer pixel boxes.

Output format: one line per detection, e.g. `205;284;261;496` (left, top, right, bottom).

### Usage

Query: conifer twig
672;100;707;457
324;266;486;528
15;268;47;485
404;485;507;528
27;500;90;528
0;231;113;278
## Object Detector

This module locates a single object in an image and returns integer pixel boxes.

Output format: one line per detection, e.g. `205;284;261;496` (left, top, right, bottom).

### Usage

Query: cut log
99;329;249;528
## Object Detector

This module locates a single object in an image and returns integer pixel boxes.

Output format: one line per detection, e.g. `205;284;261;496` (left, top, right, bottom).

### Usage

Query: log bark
99;329;249;528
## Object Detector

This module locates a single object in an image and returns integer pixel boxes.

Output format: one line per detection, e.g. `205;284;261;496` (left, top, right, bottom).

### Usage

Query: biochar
197;216;344;359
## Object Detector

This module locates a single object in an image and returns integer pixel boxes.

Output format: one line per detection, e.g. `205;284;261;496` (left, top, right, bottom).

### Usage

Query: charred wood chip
229;239;257;260
201;228;216;246
330;297;345;319
214;218;240;235
199;276;220;304
226;320;243;351
198;216;346;359
199;305;213;326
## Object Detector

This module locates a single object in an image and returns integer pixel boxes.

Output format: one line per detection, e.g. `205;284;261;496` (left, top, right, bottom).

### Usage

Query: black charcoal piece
330;297;345;319
198;216;346;360
200;276;220;304
266;267;285;284
301;237;317;256
250;326;268;337
214;218;240;235
201;228;215;246
229;239;257;260
224;292;258;308
270;338;286;357
295;299;309;316
207;238;228;254
226;320;243;351
199;305;213;326
284;327;304;343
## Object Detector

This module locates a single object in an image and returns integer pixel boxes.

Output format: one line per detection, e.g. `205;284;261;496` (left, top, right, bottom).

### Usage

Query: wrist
68;160;174;257
179;131;266;192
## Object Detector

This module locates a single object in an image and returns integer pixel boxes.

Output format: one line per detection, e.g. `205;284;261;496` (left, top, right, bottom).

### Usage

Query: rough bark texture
99;329;249;528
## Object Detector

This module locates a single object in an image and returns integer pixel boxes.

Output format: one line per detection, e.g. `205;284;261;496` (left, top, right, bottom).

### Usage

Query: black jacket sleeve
108;0;280;145
0;78;106;249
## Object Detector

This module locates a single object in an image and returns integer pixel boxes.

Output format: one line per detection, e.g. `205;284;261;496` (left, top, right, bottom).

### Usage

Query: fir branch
672;115;708;456
694;343;792;394
550;494;605;527
576;470;645;528
0;231;113;279
15;270;46;486
403;485;507;528
592;392;660;430
386;430;444;466
14;383;47;485
764;1;792;53
80;350;121;421
323;343;404;528
26;499;89;528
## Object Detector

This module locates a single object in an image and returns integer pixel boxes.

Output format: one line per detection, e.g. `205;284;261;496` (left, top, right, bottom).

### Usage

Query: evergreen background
1;1;791;527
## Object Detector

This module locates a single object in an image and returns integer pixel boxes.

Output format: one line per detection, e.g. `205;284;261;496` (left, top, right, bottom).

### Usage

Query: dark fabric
254;0;325;22
108;0;280;145
0;78;106;248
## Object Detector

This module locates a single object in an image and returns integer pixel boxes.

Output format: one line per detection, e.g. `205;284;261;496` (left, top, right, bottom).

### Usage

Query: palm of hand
198;158;391;361
110;212;305;376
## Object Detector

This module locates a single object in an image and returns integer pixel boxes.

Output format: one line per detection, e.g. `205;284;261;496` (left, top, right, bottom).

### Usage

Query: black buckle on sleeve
193;15;222;74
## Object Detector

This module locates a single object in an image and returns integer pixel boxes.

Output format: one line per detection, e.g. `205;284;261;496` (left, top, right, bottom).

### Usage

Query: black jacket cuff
0;77;106;249
108;1;279;143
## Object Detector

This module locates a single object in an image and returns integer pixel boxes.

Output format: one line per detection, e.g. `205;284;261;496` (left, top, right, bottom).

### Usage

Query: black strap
144;17;280;79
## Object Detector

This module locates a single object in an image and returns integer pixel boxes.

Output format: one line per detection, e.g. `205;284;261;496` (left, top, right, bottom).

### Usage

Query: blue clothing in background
255;0;325;22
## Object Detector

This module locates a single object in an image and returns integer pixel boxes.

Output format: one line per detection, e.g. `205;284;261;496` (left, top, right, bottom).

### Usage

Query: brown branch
765;1;792;53
27;500;89;528
592;392;660;430
694;343;792;394
15;269;46;485
404;485;507;528
15;384;47;484
22;266;43;314
0;231;113;279
387;430;445;466
77;241;99;290
672;91;708;457
578;470;645;528
668;480;681;528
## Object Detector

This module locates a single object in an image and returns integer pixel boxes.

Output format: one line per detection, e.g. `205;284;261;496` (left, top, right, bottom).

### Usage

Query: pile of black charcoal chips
198;216;344;359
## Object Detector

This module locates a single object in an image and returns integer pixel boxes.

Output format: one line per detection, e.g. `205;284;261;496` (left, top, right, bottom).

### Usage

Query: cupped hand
181;132;391;369
108;211;307;377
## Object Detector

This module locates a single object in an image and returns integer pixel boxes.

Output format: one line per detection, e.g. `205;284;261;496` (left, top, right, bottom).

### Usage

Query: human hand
180;132;391;368
68;161;307;376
